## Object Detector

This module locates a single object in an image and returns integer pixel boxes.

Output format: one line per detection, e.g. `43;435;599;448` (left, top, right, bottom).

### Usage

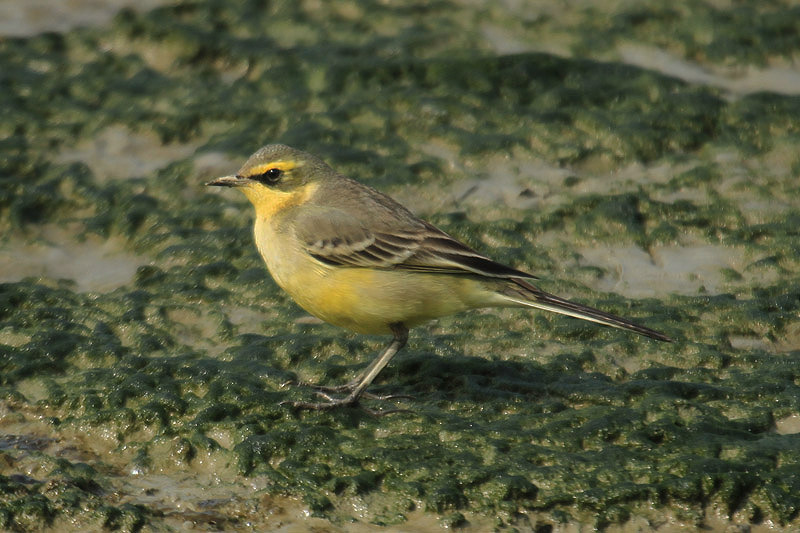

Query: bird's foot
310;383;412;402
281;378;354;394
280;390;412;416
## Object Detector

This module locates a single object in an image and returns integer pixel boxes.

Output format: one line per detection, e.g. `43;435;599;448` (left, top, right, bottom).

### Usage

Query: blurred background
1;1;799;531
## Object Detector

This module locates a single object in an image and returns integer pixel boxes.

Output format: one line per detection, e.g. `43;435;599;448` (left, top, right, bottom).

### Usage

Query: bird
206;144;672;411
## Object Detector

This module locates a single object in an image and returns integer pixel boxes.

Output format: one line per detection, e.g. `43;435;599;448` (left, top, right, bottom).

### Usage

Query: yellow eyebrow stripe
244;160;299;177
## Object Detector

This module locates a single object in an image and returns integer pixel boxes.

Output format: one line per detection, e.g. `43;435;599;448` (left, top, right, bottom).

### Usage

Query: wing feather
293;205;535;279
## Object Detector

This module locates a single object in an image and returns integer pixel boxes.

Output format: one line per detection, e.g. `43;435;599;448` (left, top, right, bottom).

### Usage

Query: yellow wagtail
207;144;672;410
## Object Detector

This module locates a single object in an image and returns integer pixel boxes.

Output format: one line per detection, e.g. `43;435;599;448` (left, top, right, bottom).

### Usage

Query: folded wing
293;207;535;279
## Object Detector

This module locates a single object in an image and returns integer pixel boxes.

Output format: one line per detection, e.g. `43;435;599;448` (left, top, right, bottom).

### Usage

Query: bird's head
207;144;324;218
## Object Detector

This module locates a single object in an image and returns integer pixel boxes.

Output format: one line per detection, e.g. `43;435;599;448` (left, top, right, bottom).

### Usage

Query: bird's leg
308;352;388;394
307;334;411;400
284;324;409;411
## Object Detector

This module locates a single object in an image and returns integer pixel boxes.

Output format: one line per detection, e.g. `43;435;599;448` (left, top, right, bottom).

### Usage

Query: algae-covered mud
2;1;800;531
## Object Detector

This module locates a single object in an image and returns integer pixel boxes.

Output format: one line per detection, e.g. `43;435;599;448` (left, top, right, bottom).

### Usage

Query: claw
309;384;413;402
279;394;413;416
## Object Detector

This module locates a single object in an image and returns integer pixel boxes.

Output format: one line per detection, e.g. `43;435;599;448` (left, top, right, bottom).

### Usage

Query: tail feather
505;279;673;342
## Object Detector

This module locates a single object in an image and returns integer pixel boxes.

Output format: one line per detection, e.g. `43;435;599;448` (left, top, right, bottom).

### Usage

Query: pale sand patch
0;227;149;292
577;244;752;298
0;0;172;37
55;125;202;182
618;43;800;97
775;414;800;436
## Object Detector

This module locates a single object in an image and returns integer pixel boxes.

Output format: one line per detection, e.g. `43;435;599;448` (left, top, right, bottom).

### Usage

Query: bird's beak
206;175;246;187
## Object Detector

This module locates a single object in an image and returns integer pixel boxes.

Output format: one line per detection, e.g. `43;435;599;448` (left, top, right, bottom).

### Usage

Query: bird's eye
254;168;283;184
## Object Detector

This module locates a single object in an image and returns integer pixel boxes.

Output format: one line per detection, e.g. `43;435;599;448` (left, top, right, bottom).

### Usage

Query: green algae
0;438;151;532
1;0;800;531
583;2;800;66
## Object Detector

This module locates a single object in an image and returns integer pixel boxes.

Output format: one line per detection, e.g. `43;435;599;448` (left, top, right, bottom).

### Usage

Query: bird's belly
289;267;488;334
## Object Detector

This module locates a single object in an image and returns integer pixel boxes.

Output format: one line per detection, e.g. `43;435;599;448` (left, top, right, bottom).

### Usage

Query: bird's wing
293;207;536;279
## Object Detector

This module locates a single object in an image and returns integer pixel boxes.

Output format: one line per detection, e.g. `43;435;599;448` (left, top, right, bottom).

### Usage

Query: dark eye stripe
253;168;283;184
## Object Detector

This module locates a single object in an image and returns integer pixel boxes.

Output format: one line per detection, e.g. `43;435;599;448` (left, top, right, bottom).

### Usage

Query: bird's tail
502;279;673;342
